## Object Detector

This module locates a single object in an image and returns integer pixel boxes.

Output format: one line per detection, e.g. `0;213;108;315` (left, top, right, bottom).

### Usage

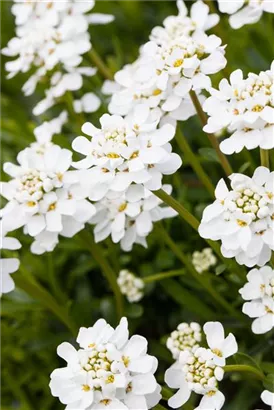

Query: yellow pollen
265;306;274;314
122;356;130;367
101;399;111;406
68;193;73;199
134;124;139;130
48;202;56;211
27;201;36;207
102;168;109;173
237;219;247;227
233;109;239;115
130;151;139;159
271;213;274;220
173;59;183;67
256;230;266;236
156;69;162;75
234;89;239;97
118;203;127;212
267;192;273;199
106;153;120;159
126;383;132;393
152;88;162;96
212;348;223;357
57;172;63;181
88;343;95;348
106;375;115;384
148;164;154;168
220;200;225;205
82;385;91;392
252;105;263;112
207;390;216;397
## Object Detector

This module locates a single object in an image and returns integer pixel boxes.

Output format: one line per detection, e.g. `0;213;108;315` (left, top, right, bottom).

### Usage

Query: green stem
5;371;34;410
224;364;265;380
156;225;245;321
14;273;77;336
79;230;123;319
189;90;233;177
143;269;185;283
89;48;113;80
47;254;67;304
175;128;215;198
260;149;270;168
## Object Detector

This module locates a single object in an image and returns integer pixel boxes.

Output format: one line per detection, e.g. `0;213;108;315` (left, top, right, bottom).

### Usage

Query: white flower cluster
117;270;145;303
0;232;21;297
166;322;202;359
165;322;238;410
2;0;114;116
103;0;226;126
204;63;274;154
1;143;96;255
50;317;161;410
217;0;274;29
199;167;274;267
240;266;274;334
192;248;217;274
90;185;177;252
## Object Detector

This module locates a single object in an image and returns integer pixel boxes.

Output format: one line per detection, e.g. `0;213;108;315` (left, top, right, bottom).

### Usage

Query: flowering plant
1;2;274;410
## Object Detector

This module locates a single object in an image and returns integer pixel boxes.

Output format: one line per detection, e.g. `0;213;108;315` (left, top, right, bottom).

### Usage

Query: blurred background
1;1;274;409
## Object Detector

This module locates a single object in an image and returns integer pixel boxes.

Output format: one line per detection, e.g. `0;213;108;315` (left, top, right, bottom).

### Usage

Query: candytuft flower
261;390;274;410
0;231;21;296
217;0;274;29
240;266;274;334
166;322;202;359
192;248;217;274
203;63;274;154
49;317;161;409
117;269;145;303
199;167;274;267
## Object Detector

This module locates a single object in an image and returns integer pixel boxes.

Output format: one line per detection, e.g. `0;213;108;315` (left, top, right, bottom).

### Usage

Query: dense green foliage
1;1;274;409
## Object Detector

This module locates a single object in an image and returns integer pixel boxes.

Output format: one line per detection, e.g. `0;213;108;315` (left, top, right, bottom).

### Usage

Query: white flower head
203;322;238;367
0;231;21;296
204;63;274;154
261;390;274;410
50;317;161;409
217;0;274;29
89;185;177;251
199;167;274;267
72;109;181;195
1;143;96;253
166;322;202;359
117;269;145;303
192;248;217;273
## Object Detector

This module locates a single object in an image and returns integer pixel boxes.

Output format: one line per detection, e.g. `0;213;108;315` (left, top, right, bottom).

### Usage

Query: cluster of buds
166;322;202;359
117;269;145;303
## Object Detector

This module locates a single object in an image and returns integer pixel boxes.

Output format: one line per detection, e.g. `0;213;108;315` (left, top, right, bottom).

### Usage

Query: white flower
243;296;274;335
1;143;96;253
217;0;274;29
34;111;68;145
150;0;219;46
203;322;238;367
0;232;21;296
166;322;202;359
239;266;274;301
199;167;274;267
192;248;217;273
203;63;274;154
74;93;101;114
117;269;145;303
89;185;177;251
261;390;274;410
72;108;181;195
49;317;161;409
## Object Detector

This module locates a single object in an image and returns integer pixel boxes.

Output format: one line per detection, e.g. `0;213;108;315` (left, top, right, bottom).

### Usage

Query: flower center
183;353;218;389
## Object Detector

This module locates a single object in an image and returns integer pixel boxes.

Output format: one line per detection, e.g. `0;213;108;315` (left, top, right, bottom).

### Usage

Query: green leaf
126;304;144;318
238;162;250;173
215;264;227;276
234;352;262;371
198;148;220;163
262;362;274;374
263;374;274;393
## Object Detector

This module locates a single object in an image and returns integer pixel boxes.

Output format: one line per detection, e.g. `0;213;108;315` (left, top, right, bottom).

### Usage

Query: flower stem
189;90;233;176
175;127;215;197
156;224;246;321
143;269;185;283
224;364;265;380
89;47;113;80
79;230;123;319
260;149;270;168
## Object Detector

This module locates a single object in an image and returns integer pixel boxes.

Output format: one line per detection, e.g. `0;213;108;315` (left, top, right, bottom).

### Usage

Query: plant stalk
189;90;233;176
89;48;113;80
143;269;185;283
260;149;270;168
224;364;265;380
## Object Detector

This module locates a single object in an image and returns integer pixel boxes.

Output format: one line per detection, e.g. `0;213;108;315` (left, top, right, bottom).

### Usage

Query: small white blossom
90;185;177;251
217;0;274;29
199;167;274;267
117;269;145;303
203;63;274;154
240;266;274;334
72;108;182;195
0;231;21;296
166;322;202;359
1;143;96;253
261;390;274;410
165;321;237;410
150;0;219;45
73;92;101;114
192;248;217;274
34;111;68;146
49;317;161;409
